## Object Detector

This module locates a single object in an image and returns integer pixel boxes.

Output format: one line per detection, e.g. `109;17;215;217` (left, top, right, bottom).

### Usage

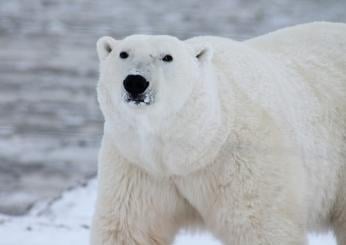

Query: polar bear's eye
119;51;129;59
162;54;173;62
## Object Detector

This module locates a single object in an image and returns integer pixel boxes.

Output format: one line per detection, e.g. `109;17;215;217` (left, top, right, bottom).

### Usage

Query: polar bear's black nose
123;75;149;95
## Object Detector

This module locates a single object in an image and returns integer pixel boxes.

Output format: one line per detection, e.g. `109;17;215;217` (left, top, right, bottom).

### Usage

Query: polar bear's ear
190;43;213;64
96;36;118;61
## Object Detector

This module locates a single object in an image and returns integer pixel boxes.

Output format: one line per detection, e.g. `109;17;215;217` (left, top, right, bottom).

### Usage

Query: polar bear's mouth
122;89;154;106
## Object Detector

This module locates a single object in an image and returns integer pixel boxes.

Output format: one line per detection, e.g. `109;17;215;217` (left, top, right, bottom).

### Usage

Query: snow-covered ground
0;179;337;245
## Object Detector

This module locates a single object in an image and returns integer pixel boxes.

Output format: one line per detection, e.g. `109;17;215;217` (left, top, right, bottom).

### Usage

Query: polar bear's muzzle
122;74;154;106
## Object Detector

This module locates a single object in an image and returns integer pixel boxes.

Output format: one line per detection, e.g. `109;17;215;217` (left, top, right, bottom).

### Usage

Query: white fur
90;22;346;245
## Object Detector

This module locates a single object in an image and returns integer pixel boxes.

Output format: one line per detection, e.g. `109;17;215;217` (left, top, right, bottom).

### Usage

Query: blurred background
1;0;346;217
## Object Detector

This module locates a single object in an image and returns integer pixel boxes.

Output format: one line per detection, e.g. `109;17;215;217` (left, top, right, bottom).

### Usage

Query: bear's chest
112;119;220;176
114;123;167;174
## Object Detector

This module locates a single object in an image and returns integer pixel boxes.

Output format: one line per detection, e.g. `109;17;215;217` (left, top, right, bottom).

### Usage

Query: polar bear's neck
157;70;230;176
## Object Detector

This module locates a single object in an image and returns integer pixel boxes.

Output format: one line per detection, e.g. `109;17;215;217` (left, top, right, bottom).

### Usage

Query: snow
0;179;336;245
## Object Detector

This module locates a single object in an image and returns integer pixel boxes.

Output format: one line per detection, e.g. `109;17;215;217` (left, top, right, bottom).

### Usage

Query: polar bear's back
246;22;346;89
246;22;346;56
245;22;346;125
247;22;346;97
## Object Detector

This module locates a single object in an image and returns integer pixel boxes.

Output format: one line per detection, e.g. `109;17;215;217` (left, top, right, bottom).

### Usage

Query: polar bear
90;22;346;245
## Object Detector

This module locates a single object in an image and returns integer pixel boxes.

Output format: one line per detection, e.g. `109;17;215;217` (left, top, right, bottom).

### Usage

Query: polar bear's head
96;35;223;175
96;35;213;119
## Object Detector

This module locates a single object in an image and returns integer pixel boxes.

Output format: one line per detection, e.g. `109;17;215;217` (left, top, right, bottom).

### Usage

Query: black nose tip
123;75;149;95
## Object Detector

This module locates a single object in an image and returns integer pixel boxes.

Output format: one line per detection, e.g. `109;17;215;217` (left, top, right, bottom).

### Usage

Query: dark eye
162;54;173;62
119;51;129;59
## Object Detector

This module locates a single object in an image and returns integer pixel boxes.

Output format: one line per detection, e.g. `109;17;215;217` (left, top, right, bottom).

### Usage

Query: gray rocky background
0;0;345;215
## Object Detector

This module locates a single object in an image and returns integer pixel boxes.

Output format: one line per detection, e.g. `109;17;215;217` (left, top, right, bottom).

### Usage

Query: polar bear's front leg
90;137;192;245
201;164;308;245
208;200;308;245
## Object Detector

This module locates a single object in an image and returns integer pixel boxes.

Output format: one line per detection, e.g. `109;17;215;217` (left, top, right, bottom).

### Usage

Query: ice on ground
0;179;337;245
